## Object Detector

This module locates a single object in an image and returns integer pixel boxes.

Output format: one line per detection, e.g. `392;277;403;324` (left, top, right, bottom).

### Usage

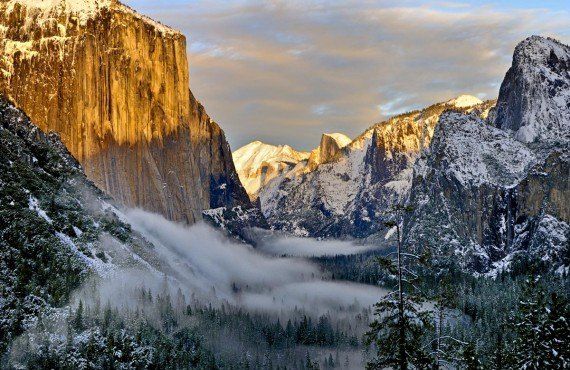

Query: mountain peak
446;95;483;108
495;35;569;144
233;141;310;198
322;132;352;147
514;35;569;63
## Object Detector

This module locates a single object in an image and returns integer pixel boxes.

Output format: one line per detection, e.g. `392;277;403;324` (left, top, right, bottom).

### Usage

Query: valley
0;0;568;369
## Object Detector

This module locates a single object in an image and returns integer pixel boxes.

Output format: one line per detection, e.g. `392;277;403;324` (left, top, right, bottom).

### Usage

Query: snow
322;132;351;148
233;141;310;197
73;226;83;236
504;36;570;145
384;226;397;240
1;40;38;77
429;112;537;187
7;0;111;26
28;195;52;224
5;0;179;34
446;95;483;108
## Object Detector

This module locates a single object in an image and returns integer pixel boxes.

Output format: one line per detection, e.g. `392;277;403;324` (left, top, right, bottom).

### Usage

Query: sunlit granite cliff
0;0;253;223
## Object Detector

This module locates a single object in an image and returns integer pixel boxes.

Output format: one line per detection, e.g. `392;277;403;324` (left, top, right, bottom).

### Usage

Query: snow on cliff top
7;0;111;24
5;0;179;34
514;35;569;65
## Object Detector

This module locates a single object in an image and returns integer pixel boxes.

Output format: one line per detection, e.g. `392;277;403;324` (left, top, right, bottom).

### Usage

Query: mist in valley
11;208;386;368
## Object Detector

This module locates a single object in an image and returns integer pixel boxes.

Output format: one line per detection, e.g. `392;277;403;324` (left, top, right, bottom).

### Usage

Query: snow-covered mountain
405;36;569;274
494;36;570;145
257;95;493;238
233;141;310;199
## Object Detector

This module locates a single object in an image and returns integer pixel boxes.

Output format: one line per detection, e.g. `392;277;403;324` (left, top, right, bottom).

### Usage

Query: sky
124;0;570;151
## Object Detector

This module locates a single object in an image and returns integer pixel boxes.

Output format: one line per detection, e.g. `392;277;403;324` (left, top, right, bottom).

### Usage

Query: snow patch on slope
425;112;537;187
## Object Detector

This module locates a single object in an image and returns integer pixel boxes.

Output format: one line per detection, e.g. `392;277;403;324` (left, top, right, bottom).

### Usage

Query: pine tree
73;300;84;331
365;206;433;370
461;341;481;370
513;275;548;369
430;276;462;368
543;292;569;368
490;329;514;370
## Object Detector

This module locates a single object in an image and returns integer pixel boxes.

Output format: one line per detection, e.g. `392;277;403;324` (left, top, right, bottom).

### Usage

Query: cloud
125;0;569;151
257;235;380;257
112;208;388;316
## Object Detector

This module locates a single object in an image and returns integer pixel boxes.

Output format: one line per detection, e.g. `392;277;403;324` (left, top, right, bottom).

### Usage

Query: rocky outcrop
258;96;492;238
306;133;351;171
404;36;569;274
494;36;570;145
0;0;254;224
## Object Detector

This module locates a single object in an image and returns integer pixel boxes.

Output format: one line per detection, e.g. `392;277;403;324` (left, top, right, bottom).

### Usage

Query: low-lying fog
111;209;387;317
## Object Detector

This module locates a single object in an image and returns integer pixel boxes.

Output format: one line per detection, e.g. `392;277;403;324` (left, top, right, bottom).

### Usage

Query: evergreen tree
490;328;514;370
543;292;569;368
513;276;548;369
73;300;85;332
461;341;481;370
430;276;462;368
365;206;433;370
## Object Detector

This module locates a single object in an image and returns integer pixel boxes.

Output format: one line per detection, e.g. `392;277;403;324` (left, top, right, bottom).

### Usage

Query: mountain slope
259;96;493;238
0;0;254;224
404;36;569;274
0;97;163;353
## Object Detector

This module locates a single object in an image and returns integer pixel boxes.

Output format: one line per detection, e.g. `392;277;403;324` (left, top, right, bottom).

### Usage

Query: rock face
405;36;569;274
257;96;492;238
494;36;570;145
306;133;351;171
0;0;253;223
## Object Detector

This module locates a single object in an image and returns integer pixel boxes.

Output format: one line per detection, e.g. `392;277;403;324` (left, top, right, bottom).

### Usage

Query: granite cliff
0;0;254;224
405;37;569;274
255;96;493;238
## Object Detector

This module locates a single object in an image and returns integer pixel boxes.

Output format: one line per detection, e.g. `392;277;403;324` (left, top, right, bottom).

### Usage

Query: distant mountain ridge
239;94;493;238
233;141;310;199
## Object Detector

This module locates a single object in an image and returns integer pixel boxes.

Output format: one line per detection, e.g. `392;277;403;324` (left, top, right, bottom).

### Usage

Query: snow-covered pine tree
365;205;433;370
430;276;465;369
543;292;569;368
513;275;548;369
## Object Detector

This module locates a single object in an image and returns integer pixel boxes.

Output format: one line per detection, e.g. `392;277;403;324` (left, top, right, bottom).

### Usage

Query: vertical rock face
0;0;253;223
494;36;570;144
405;36;569;274
306;133;351;171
